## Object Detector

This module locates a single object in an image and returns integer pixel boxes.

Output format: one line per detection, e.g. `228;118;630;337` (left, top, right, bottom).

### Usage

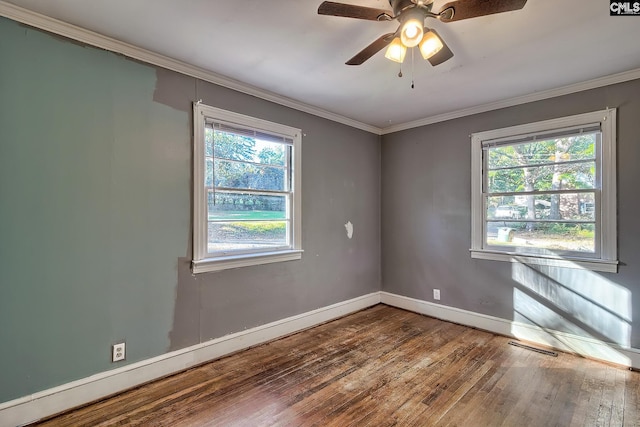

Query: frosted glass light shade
385;37;407;63
400;18;424;48
419;30;444;59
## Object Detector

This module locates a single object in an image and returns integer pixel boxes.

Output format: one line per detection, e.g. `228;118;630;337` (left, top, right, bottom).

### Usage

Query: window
192;103;302;273
471;109;617;272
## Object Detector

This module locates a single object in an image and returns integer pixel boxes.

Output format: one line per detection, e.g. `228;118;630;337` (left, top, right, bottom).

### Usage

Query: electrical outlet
112;342;126;362
433;289;441;300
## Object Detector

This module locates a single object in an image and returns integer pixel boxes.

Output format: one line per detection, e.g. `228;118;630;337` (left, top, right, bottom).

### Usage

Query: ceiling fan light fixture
317;0;529;67
419;30;444;59
400;9;425;47
384;37;407;63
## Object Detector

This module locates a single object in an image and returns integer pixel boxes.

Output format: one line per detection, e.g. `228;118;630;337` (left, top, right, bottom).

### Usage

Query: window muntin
193;103;302;273
470;109;617;272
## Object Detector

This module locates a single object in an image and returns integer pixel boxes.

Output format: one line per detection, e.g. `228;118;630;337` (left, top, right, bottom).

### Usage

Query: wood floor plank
624;368;640;427
31;305;640;426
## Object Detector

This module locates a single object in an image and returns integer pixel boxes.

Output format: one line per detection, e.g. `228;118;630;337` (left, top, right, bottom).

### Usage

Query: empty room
1;0;640;425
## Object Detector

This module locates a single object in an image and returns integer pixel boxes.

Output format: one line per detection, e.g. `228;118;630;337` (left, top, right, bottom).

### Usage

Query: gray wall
0;17;380;403
382;79;640;350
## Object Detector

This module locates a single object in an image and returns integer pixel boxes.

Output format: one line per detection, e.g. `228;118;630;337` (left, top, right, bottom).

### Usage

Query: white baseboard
0;292;381;427
381;291;640;369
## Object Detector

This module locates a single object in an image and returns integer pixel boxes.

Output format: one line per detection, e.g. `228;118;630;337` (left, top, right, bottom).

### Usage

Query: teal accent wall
0;16;382;405
0;18;190;402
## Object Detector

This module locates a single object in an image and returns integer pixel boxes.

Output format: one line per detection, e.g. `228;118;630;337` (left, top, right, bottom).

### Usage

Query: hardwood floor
33;305;640;426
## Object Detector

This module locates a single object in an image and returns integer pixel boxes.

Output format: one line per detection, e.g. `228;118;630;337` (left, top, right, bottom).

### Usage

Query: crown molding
0;1;382;135
381;68;640;134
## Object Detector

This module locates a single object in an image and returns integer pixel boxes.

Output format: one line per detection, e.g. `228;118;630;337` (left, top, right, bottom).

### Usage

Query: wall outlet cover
112;342;126;362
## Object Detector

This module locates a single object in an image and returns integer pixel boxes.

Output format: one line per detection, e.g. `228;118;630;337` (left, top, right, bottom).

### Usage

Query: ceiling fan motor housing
390;0;434;17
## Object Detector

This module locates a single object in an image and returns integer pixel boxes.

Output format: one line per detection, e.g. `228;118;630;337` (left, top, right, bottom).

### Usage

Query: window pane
208;221;288;253
213;130;256;162
208;192;287;221
487;135;596;169
253;141;286;166
487;193;595;221
214;130;287;166
214;159;285;191
486;221;595;253
488;161;595;193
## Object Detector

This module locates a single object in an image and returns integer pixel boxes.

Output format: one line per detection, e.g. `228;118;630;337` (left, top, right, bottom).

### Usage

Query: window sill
470;249;618;273
192;249;303;274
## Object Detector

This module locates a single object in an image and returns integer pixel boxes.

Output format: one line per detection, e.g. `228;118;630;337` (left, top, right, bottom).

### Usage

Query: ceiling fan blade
318;1;392;21
426;30;453;66
346;33;395;65
438;0;527;22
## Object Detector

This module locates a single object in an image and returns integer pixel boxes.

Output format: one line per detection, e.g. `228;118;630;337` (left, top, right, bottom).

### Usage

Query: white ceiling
3;0;640;131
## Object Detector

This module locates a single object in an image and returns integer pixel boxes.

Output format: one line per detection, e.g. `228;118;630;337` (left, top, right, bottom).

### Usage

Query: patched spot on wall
345;221;354;239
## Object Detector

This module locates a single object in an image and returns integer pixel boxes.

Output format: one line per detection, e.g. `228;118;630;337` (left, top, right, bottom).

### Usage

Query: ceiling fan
318;0;527;66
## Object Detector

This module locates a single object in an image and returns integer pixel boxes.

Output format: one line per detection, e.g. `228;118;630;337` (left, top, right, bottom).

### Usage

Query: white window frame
470;109;618;273
192;102;302;273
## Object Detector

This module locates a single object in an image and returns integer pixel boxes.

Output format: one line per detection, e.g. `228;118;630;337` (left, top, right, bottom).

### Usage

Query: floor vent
508;341;558;357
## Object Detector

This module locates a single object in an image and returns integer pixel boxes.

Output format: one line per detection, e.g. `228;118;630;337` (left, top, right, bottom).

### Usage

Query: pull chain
411;48;415;89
